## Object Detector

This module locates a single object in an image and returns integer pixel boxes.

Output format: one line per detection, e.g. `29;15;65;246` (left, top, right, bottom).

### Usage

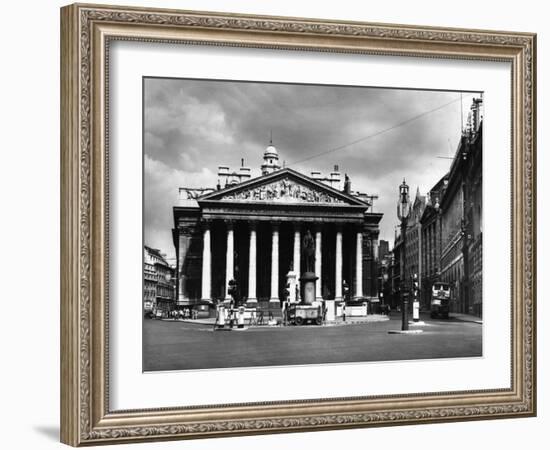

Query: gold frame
60;3;537;446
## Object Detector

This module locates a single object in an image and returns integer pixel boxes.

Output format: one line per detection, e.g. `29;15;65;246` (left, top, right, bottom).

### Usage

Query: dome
264;144;278;157
261;139;281;175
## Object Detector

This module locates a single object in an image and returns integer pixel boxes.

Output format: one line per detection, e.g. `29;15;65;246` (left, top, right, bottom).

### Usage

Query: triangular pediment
199;168;368;207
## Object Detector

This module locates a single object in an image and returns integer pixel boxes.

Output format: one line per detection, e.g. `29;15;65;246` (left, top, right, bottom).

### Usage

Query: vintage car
286;303;323;325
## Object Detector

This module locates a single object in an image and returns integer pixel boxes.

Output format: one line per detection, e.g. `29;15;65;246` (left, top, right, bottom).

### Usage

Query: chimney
330;164;341;189
218;165;229;187
238;165;251;181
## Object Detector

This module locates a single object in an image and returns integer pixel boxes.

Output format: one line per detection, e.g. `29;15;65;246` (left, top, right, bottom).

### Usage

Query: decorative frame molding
60;3;536;446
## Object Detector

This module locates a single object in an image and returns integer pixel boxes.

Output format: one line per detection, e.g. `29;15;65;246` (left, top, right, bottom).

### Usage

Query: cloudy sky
144;77;480;264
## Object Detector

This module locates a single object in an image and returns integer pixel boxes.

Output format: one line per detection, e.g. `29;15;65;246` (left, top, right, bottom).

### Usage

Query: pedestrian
342;302;346;322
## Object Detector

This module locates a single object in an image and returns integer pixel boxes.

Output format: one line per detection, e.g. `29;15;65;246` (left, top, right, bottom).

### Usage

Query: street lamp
397;179;411;331
382;270;389;305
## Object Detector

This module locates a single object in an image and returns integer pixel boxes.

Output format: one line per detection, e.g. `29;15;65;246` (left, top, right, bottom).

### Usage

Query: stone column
177;227;192;303
293;224;301;274
315;225;322;300
201;221;211;300
224;220;234;300
335;225;343;300
270;222;280;302
248;222;257;303
355;227;363;299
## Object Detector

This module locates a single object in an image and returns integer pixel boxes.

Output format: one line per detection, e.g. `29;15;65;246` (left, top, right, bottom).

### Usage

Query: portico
174;167;382;306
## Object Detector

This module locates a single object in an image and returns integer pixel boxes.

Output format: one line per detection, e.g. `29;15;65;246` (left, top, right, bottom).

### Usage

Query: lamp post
397;179;411;331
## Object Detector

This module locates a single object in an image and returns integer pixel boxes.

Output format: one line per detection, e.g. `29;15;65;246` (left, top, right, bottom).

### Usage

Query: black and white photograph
142;77;483;372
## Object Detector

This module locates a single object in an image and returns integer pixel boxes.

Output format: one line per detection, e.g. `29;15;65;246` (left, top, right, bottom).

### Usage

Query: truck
430;282;452;319
143;301;154;319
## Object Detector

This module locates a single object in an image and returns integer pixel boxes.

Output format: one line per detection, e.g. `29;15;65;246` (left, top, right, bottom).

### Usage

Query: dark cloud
144;77;480;261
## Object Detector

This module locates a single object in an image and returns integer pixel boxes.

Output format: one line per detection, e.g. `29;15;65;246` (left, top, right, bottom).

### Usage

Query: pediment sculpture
219;177;345;204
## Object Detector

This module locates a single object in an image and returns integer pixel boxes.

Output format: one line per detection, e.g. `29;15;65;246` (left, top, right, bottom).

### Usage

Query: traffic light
283;282;291;302
227;279;238;301
342;280;350;301
412;273;419;295
412;273;420;322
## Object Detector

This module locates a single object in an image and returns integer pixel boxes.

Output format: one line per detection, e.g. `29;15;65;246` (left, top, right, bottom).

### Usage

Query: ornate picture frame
60;3;536;446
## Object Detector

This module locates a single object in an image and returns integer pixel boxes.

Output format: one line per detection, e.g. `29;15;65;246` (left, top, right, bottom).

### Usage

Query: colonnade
200;220;367;302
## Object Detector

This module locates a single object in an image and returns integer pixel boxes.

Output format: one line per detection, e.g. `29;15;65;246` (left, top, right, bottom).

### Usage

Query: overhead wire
286;95;464;167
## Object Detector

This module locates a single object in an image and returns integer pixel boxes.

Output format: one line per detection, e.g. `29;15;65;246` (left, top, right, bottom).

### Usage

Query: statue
343;173;351;193
302;229;315;273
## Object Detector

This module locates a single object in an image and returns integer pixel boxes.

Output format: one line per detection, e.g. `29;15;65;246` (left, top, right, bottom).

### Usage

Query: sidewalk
449;313;483;324
160;317;216;325
163;314;390;328
160;313;480;326
324;314;390;326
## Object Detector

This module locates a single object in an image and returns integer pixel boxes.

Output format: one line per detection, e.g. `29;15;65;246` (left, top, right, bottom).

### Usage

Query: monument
300;229;318;305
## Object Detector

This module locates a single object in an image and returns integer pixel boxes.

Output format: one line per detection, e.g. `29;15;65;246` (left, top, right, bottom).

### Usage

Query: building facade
390;231;403;310
391;98;483;317
404;188;426;286
439;98;483;316
419;175;447;308
172;143;382;309
144;246;176;312
462;100;483;317
143;250;157;312
377;239;392;308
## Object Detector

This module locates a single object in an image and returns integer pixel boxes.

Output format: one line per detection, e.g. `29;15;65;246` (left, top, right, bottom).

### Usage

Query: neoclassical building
172;142;383;308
